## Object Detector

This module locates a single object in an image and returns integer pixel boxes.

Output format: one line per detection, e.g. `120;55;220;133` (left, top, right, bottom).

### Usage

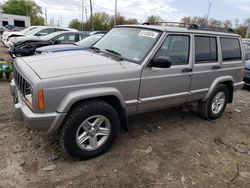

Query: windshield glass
94;28;161;64
26;27;44;36
76;35;102;47
22;26;38;34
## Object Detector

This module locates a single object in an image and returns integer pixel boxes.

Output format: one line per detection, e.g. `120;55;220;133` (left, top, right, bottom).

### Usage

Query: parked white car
2;26;39;47
7;26;77;47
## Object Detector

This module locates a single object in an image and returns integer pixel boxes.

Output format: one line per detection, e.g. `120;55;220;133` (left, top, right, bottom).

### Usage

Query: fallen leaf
240;171;250;178
42;164;56;171
181;175;187;188
234;109;241;113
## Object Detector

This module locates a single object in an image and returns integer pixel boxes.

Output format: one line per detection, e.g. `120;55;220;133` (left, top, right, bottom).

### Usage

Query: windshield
76;35;103;47
93;27;161;64
26;27;44;36
22;26;38;34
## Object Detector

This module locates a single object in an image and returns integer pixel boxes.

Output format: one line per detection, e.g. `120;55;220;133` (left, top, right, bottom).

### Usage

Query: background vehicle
35;34;104;54
9;31;89;57
2;26;39;47
10;24;244;159
243;39;250;86
89;31;108;35
7;26;77;47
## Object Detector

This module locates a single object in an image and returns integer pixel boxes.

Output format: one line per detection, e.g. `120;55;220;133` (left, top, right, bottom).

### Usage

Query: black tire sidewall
207;85;229;120
61;101;120;159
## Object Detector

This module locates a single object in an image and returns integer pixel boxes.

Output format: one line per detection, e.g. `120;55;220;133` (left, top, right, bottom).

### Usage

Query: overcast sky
1;0;250;27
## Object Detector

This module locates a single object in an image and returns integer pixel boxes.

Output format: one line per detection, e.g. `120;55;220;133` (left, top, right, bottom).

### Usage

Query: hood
6;31;24;36
14;35;41;44
36;44;79;53
20;50;127;79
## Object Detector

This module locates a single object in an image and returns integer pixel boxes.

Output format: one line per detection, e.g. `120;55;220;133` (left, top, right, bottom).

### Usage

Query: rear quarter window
220;38;241;61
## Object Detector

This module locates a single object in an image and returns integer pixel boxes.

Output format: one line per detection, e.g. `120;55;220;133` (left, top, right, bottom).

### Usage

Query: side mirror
150;56;172;68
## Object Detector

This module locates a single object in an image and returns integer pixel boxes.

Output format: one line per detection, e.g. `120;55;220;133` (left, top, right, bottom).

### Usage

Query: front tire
199;84;229;120
59;100;120;159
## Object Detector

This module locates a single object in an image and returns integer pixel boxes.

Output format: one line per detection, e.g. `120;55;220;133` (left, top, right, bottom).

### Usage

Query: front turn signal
38;89;44;110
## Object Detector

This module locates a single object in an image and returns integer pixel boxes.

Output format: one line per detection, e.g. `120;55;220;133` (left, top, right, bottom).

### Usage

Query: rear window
195;36;217;63
221;38;241;61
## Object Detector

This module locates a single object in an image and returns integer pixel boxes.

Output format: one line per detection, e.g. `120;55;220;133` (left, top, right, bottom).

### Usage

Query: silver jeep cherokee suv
10;24;245;159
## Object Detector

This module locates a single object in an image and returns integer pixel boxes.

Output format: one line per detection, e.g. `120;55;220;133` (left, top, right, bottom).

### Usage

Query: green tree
85;12;111;30
126;18;139;24
69;19;81;30
1;0;44;25
146;15;163;24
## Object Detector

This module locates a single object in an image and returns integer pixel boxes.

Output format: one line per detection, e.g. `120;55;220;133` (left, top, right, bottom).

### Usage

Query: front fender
57;87;127;113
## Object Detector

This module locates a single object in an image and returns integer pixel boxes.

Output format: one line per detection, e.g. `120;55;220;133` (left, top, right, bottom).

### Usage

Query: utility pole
114;0;117;26
60;16;63;27
81;0;84;31
205;2;212;26
45;8;48;25
85;7;88;22
90;0;93;31
246;22;250;38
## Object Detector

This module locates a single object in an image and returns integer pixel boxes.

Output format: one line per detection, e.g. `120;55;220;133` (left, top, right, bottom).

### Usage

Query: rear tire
199;84;229;120
59;100;120;159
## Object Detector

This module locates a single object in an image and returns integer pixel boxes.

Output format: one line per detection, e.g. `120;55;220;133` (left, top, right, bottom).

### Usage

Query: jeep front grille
13;65;31;96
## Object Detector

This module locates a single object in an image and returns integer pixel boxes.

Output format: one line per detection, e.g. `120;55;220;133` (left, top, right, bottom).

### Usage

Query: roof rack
142;22;234;33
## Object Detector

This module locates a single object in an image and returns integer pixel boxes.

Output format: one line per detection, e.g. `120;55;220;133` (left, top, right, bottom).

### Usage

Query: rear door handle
212;65;221;70
182;68;192;73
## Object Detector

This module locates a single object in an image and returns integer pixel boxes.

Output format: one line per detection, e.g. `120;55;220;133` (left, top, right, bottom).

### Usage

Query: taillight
242;67;246;80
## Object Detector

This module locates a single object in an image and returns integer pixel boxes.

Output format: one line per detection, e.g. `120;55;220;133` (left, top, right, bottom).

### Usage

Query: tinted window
54;34;77;43
221;38;241;61
79;34;90;40
35;28;55;36
195;36;217;63
155;35;190;65
244;42;250;60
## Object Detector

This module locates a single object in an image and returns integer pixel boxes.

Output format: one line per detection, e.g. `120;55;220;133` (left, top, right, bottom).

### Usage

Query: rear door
138;34;193;113
188;35;221;101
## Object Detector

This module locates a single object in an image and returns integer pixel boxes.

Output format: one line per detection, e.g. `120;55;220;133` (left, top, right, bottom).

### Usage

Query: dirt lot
1;43;250;188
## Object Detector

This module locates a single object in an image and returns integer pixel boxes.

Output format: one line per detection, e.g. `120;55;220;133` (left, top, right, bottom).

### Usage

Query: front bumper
10;81;67;135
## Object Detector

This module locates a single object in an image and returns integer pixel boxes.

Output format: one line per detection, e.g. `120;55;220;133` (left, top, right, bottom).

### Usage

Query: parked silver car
10;24;245;159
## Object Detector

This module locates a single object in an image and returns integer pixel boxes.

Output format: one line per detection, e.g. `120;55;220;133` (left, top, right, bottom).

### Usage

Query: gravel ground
0;43;250;188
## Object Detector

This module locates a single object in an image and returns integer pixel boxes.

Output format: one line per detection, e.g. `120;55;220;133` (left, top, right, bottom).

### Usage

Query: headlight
24;82;33;108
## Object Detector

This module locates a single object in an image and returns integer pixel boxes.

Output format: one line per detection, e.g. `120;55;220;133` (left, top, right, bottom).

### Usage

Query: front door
138;34;193;113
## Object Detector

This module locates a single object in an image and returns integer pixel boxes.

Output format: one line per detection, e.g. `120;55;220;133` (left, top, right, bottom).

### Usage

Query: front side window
195;36;217;63
94;28;161;64
221;38;241;61
155;35;190;65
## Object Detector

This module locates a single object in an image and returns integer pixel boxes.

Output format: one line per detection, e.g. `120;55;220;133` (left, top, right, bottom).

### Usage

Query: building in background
0;13;30;28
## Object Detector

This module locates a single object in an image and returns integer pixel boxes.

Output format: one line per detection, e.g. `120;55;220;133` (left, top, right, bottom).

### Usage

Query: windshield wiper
90;46;100;53
105;49;123;60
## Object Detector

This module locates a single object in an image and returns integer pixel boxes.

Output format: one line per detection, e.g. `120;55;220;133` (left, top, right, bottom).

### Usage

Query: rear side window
195;36;217;63
221;38;241;61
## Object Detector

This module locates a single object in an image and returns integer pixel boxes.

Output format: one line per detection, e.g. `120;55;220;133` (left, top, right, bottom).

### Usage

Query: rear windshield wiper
105;49;123;60
90;46;100;53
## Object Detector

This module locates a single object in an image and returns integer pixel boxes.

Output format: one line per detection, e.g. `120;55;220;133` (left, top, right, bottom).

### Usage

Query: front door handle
212;65;221;70
182;68;192;73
